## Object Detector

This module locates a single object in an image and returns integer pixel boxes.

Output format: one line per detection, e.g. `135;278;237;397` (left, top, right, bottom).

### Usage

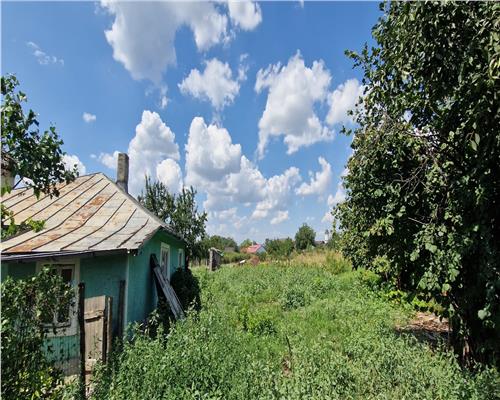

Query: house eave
1;248;131;263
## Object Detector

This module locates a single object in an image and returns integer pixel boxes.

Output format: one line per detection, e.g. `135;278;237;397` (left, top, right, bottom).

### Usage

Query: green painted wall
126;230;185;327
1;229;185;365
81;254;127;334
3;262;36;280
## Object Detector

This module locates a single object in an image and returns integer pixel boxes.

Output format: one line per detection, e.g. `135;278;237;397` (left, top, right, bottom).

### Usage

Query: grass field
90;259;498;400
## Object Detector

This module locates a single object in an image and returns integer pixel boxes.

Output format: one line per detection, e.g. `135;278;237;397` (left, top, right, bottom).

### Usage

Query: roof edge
1;248;129;263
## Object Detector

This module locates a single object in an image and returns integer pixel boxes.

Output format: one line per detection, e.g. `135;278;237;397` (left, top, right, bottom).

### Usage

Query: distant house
244;244;266;254
0;153;186;373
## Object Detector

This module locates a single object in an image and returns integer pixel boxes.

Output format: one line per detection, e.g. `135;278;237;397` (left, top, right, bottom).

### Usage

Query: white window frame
36;259;80;337
160;243;171;280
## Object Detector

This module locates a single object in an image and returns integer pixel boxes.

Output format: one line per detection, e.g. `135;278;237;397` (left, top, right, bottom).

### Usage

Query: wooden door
83;296;112;382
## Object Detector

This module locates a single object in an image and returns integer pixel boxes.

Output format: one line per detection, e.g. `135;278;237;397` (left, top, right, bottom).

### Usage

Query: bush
265;238;294;259
1;269;75;400
222;251;251;264
325;252;352;275
281;288;307;310
170;268;201;311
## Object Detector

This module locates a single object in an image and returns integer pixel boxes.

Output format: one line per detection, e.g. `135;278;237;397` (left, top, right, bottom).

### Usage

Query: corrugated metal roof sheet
1;173;182;256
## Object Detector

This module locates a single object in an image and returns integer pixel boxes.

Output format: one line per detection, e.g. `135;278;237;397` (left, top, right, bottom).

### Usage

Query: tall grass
89;263;498;400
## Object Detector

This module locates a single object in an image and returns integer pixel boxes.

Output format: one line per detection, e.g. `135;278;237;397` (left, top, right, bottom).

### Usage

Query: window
178;249;184;269
37;261;79;336
160;243;170;280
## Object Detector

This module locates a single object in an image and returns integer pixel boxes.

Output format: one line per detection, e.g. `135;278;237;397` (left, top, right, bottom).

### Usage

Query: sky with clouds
2;1;380;243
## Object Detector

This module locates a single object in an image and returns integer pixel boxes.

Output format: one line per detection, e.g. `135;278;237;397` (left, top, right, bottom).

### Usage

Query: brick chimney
116;153;129;193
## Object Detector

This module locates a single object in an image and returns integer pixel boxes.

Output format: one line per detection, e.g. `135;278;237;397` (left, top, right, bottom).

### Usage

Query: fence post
118;280;126;338
78;282;86;397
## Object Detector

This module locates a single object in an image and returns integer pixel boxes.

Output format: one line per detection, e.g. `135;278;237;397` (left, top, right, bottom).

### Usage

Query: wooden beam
78;282;86;398
150;254;185;320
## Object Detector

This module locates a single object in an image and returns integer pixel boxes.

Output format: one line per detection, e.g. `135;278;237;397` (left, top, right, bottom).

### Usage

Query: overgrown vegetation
336;1;500;365
0;269;75;400
138;178;208;263
294;223;316;250
89;260;498;399
222;251;251;264
265;237;294;259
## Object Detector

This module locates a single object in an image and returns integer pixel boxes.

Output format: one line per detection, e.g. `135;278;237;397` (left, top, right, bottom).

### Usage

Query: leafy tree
138;177;208;265
1;269;75;399
294;224;316;251
1;75;77;196
1;75;77;238
326;229;342;252
265;238;294;258
206;235;238;252
239;239;255;251
337;2;499;365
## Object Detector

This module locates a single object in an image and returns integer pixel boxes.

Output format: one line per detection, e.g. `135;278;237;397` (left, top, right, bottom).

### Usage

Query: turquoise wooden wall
126;229;185;326
81;254;127;333
2;229;185;332
1;229;185;372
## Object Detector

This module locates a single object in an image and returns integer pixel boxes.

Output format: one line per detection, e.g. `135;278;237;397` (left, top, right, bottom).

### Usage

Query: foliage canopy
138;177;208;262
336;1;499;365
1;269;75;399
1;75;77;239
294;224;316;251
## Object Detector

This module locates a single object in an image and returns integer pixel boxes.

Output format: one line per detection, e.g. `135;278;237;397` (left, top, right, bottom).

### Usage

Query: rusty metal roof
1;173;182;257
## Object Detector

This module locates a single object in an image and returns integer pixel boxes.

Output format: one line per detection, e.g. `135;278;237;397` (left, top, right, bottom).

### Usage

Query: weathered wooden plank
152;266;185;320
150;254;185;320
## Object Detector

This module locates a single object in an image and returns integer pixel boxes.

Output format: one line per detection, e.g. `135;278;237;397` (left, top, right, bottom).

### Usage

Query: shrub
222;251;251;264
1;269;75;400
281;288;307;310
325;252;352;275
170;268;201;311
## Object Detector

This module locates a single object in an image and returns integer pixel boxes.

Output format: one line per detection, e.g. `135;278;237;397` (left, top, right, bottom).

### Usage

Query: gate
83;295;112;384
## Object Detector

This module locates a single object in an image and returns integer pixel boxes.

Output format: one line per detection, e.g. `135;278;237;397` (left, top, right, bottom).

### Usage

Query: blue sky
2;1;380;243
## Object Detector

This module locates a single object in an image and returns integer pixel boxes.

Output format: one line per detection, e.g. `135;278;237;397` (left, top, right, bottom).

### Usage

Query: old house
243;244;266;255
0;153;186;373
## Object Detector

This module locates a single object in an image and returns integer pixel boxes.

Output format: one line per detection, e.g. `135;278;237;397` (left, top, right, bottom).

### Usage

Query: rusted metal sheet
2;179;112;252
1;173;166;255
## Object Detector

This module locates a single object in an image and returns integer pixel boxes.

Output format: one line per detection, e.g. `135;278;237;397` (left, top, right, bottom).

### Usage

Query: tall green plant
1;269;75;399
138;177;208;263
294;224;316;251
337;1;499;365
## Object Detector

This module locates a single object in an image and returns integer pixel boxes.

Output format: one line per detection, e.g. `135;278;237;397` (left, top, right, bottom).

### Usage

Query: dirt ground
397;312;450;346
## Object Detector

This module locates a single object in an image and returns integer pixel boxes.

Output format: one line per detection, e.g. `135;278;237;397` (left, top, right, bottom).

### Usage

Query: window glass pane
61;268;73;284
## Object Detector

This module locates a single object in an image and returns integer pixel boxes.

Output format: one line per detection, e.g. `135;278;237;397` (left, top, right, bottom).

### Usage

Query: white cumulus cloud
322;168;348;223
227;1;262;31
101;1;241;84
271;210;289;225
156;158;183;194
97;111;180;195
97;151;120;170
63;154;86;175
296;157;332;196
82;112;97;123
252;167;301;220
326;78;364;126
179;58;242;111
185;116;242;185
255;51;334;157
